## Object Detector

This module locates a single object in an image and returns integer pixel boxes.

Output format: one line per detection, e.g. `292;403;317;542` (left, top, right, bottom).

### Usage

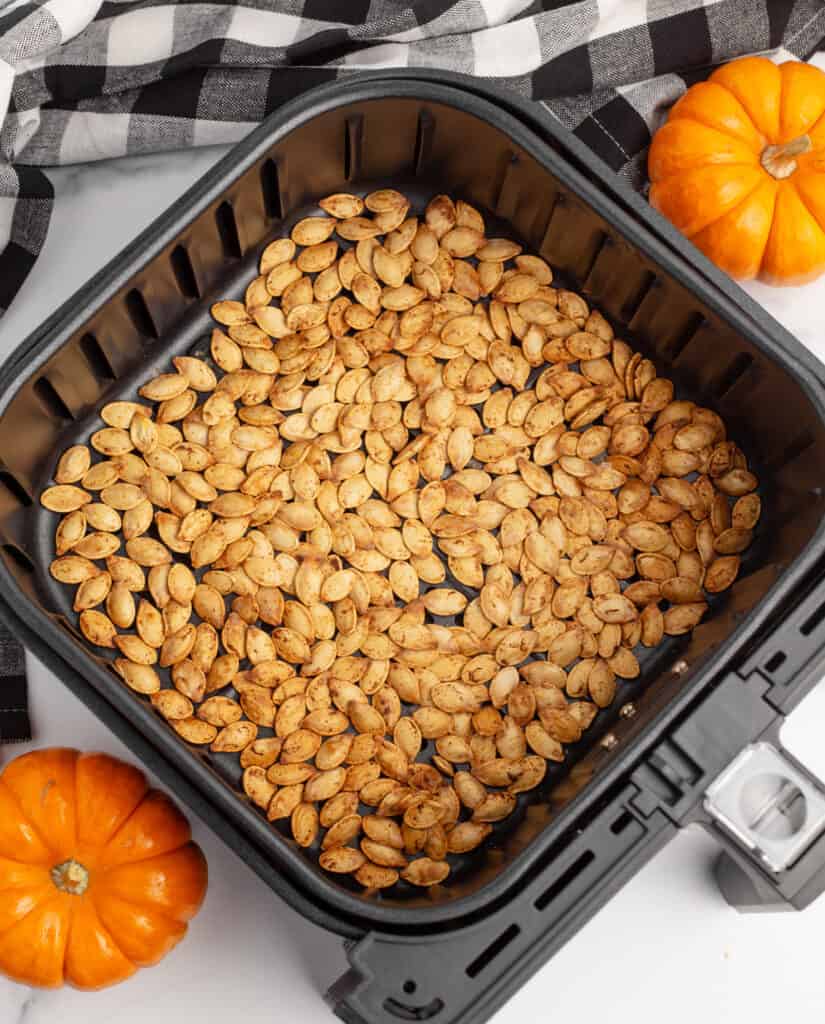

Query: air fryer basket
2;77;825;1021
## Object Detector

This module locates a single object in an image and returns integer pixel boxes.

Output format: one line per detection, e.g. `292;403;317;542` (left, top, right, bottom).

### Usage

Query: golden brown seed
56;510;88;554
212;720;257;753
714;527;753;555
50;555;99;584
305;767;348;802
362;816;404;849
592;594;638;624
243;766;277;809
473;792;517;822
320;193;365;219
139;373;188;402
114;634;157;665
319;847;366;874
400;857;449;887
267;784;305;821
320;796;361;834
663;602;708;635
115;659;161;695
291;802;319;847
267;764;315;787
361;838;407;868
705;556;740;593
447;821;492;853
292;216;336;246
42;485;91;513
171;717;217;744
588;659;616;708
732;494;761;531
55;446;92;484
524;720;564;761
74;572;112;612
354;863;399;889
79;610;117;648
99;483;145;511
151;690;194;721
160;623;196;667
259;238;295;274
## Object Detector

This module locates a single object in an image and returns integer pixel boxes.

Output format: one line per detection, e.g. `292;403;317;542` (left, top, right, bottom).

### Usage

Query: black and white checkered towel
1;0;824;741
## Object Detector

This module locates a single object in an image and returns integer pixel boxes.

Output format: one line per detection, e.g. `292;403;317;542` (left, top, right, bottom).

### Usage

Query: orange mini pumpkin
649;56;825;284
0;748;207;990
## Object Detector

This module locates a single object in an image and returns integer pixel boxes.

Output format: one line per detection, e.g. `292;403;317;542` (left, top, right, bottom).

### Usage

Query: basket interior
0;95;824;912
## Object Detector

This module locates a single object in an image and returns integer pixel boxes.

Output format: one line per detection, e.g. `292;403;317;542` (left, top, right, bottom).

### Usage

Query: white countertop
1;145;825;1024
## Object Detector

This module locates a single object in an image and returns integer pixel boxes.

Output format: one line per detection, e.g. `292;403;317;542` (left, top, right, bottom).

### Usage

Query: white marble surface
1;147;825;1024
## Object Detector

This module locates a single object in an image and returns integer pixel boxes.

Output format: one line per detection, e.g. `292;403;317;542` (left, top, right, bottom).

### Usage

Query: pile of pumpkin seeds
41;190;760;891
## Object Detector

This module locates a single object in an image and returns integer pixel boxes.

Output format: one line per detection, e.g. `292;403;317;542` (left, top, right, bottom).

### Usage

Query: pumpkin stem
51;858;90;896
761;134;813;179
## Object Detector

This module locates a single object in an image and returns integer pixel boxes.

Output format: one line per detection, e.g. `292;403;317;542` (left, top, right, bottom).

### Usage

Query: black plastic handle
327;558;825;1023
329;694;825;1024
328;788;675;1024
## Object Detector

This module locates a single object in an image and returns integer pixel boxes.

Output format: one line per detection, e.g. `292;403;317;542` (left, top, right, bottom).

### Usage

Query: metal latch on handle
705;742;825;873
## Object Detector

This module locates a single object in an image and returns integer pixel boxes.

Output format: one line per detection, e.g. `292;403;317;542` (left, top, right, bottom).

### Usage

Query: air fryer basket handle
623;553;825;915
328;791;677;1024
327;562;825;1024
329;714;825;1024
625;670;825;914
703;571;825;912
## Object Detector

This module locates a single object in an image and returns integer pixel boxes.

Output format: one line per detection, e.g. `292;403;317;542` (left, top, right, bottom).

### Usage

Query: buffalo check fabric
0;0;823;739
2;0;825;318
0;632;27;744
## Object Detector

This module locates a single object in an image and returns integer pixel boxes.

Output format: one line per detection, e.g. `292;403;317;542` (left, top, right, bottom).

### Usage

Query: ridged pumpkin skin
0;748;207;990
649;56;825;284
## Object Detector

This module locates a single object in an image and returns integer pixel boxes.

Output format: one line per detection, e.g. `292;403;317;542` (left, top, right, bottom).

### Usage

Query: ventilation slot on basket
610;810;635;835
125;289;158;342
538;194;567;257
713;352;754;398
621;270;657;324
170;245;199;299
216;201;242;260
260;159;283;220
2;544;34;575
529;193;559;253
766;431;814;472
465;924;520;979
33;377;73;420
0;471;32;508
801;597;825;637
765;650;788;672
534;850;595;911
79;333;115;380
414;109;435;176
666;313;706;361
344;115;363;183
494;152;521;221
581;232;611;285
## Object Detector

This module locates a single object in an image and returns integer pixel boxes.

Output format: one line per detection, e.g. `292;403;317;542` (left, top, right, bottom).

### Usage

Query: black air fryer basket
3;72;825;1024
